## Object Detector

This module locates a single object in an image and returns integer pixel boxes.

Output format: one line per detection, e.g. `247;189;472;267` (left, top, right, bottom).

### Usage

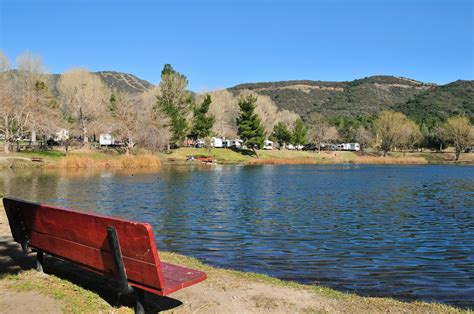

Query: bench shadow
0;236;182;313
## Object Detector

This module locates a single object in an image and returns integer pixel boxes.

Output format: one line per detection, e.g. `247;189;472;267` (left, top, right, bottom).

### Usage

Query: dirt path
0;203;461;313
0;284;64;313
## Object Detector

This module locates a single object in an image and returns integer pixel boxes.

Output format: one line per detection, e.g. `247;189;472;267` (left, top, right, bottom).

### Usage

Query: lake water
1;164;473;308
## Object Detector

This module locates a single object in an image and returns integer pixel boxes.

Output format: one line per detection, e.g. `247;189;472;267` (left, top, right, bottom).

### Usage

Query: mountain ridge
44;71;473;125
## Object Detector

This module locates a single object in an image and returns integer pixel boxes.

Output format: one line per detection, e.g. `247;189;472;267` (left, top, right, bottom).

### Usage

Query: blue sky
1;0;472;91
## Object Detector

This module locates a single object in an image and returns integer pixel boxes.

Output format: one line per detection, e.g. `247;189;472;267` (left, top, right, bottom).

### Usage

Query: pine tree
270;122;291;149
189;94;215;141
154;64;192;147
236;94;265;157
292;118;308;146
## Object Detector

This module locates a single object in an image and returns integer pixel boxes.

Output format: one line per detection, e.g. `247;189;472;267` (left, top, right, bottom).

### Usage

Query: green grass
5;271;124;314
158;147;253;163
16;150;66;159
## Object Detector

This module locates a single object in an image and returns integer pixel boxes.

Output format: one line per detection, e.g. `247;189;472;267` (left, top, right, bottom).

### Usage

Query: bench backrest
3;197;166;294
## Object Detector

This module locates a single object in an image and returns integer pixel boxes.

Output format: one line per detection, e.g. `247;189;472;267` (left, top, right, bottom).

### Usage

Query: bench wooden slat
7;199;157;264
3;197;207;297
161;262;209;295
29;230;162;291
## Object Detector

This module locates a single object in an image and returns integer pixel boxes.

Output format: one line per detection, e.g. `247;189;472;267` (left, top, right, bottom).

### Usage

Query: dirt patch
0;203;10;235
0;283;64;313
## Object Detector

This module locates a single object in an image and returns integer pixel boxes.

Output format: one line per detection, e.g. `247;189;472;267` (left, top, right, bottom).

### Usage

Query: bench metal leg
135;289;145;314
36;251;44;272
107;226;134;295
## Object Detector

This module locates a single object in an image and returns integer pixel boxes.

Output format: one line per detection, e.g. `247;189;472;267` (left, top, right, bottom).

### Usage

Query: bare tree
308;113;339;153
205;89;299;139
13;52;59;144
207;89;239;138
138;86;172;151
442;116;473;161
354;126;373;151
58;68;110;143
107;91;141;154
0;51;29;153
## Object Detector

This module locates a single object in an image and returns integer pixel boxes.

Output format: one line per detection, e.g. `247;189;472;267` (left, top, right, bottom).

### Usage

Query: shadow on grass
230;148;257;158
0;236;182;313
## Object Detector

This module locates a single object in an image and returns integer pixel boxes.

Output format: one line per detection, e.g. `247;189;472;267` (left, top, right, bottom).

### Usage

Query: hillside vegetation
229;76;473;124
44;72;474;125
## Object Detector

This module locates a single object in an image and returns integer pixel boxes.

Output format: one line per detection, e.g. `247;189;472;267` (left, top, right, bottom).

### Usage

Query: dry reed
353;156;427;164
51;154;161;169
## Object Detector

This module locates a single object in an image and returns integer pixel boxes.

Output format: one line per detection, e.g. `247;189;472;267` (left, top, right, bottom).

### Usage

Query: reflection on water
1;164;473;308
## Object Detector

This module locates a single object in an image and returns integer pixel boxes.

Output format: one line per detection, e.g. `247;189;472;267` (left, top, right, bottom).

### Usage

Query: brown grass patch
50;154;161;169
248;158;317;165
353;156;427;164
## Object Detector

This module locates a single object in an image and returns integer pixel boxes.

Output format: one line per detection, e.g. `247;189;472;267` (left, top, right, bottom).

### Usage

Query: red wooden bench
2;197;207;313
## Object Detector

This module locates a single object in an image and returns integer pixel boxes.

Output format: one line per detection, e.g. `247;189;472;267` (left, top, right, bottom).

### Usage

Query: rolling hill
229;76;473;124
45;71;473;124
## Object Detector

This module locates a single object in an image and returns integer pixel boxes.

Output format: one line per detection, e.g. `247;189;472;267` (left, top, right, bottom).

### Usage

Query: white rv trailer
332;143;361;151
349;143;360;151
211;137;224;148
225;139;243;148
54;129;69;142
263;140;273;150
99;133;115;146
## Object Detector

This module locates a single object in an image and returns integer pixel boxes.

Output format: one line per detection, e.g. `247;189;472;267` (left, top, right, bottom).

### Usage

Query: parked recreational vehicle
331;143;361;151
263;140;273;150
348;143;360;151
211;137;224;148
195;139;205;148
99;133;115;146
54;129;69;142
225;139;243;148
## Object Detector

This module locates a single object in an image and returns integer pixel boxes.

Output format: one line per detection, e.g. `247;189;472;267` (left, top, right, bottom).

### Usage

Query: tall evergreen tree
270;122;291;149
292;118;308;146
236;94;265;157
154;64;192;146
189;94;215;141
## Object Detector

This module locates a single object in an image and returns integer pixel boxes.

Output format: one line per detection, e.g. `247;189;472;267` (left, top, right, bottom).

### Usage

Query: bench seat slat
3;197;207;297
160;262;208;295
10;200;157;264
29;230;162;289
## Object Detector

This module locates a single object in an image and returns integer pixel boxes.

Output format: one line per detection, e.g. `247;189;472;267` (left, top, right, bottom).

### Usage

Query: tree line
1;50;472;160
267;110;472;160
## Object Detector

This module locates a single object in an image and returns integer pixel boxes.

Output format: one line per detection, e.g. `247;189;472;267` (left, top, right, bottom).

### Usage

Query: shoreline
1;148;473;169
0;201;469;313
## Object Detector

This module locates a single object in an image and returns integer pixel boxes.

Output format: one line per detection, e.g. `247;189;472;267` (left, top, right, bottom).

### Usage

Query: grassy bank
0;250;467;313
161;148;473;165
1;147;473;169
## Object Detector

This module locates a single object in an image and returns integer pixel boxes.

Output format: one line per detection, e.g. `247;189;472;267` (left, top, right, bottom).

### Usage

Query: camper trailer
99;134;115;146
331;143;361;151
225;139;243;149
349;143;360;151
263;140;274;150
211;137;224;148
54;129;69;142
